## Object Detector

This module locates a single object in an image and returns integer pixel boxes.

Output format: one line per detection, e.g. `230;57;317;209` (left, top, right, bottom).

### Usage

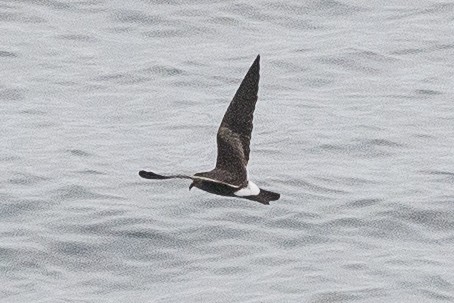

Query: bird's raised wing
215;55;260;183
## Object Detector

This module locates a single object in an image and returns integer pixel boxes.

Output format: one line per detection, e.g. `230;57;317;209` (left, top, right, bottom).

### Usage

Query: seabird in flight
139;55;280;205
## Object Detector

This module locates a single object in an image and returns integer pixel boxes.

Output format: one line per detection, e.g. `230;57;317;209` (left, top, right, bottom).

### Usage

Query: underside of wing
215;55;260;175
194;168;246;188
192;175;242;188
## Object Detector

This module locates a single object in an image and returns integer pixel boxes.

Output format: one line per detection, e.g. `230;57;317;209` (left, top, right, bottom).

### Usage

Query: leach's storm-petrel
139;55;280;205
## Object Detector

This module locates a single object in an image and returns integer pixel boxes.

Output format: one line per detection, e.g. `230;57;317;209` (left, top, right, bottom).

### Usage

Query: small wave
0;50;18;57
53;185;124;201
0;88;24;101
55;34;99;43
7;172;48;186
67;149;92;157
388;205;454;232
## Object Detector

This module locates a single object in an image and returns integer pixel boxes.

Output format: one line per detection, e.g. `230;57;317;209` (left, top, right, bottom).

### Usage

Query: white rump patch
234;181;260;196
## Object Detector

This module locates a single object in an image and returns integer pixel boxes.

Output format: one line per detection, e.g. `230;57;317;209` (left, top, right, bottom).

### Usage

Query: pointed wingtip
249;54;260;72
139;170;168;179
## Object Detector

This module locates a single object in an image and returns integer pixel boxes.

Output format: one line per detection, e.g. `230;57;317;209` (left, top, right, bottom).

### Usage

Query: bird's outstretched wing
214;55;260;185
139;170;193;180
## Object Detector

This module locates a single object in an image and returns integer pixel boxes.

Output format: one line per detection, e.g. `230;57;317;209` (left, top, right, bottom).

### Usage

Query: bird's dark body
191;180;237;197
189;180;279;205
139;55;280;205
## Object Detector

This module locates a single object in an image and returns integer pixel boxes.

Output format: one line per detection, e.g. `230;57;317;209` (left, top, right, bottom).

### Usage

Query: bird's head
189;179;202;191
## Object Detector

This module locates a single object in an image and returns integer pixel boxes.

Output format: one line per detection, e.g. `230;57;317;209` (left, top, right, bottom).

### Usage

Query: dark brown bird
139;55;280;205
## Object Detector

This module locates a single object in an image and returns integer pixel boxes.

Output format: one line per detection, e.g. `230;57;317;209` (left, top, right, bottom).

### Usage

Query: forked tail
139;170;192;180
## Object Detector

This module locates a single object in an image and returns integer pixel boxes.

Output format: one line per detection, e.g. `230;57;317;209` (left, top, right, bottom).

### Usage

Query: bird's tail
244;188;280;205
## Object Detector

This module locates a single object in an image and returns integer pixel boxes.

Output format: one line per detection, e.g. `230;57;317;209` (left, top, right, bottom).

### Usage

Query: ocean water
1;0;454;302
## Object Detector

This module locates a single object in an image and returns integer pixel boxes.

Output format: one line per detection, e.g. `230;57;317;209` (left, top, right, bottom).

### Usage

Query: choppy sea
1;0;454;302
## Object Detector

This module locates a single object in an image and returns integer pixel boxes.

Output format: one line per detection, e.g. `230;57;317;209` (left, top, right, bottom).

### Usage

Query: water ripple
2;0;454;301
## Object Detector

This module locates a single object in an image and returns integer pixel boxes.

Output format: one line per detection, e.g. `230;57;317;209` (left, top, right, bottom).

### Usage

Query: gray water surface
1;0;454;302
